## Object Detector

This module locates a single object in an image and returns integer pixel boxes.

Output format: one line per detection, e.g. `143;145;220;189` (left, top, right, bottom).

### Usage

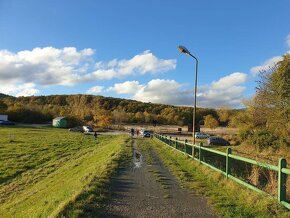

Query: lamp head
178;45;191;55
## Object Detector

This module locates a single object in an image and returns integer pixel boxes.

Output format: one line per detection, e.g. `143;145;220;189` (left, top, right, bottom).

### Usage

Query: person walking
94;131;97;139
130;128;134;137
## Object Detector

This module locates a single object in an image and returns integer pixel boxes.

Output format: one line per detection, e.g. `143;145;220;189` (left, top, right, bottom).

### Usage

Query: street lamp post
178;45;198;145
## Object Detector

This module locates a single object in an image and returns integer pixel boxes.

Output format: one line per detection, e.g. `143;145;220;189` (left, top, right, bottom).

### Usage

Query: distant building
52;117;67;128
0;115;8;121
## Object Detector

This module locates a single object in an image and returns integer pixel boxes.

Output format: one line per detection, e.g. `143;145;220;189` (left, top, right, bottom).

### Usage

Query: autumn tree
135;112;144;123
112;109;128;126
0;100;8;113
143;111;152;123
232;54;290;149
204;114;219;129
217;107;233;126
255;54;290;138
93;109;112;128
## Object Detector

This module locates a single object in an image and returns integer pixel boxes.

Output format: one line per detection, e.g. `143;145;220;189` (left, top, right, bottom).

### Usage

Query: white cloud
0;47;94;86
212;72;247;89
89;50;176;80
109;73;247;108
0;47;176;96
107;81;143;94
250;48;290;76
0;82;39;97
287;34;290;47
133;79;188;105
86;86;104;94
196;72;247;108
250;55;283;76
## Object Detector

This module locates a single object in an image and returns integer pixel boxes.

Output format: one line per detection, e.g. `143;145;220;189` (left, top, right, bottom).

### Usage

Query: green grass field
0;126;129;217
144;138;290;218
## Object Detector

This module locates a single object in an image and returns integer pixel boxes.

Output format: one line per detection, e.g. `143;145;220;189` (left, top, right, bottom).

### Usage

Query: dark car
142;130;151;138
207;136;230;146
69;126;83;132
0;120;15;125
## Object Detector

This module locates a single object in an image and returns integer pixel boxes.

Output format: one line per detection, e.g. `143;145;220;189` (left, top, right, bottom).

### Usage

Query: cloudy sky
0;1;289;108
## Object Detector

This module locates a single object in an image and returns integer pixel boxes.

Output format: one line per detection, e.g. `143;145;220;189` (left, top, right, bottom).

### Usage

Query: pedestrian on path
94;131;98;139
130;128;135;137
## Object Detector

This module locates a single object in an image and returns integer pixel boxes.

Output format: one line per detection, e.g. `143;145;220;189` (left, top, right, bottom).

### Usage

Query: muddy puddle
132;145;143;169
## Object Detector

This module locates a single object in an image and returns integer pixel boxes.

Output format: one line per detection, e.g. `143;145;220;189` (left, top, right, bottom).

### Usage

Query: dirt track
100;139;217;218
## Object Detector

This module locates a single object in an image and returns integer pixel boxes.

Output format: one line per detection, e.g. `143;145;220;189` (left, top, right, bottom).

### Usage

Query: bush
239;128;253;141
248;129;278;150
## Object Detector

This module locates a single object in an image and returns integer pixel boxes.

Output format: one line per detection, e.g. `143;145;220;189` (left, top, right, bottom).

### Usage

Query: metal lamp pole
178;45;198;145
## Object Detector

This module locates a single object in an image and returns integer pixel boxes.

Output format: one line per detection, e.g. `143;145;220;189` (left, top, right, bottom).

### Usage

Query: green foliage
249;129;279;150
239;128;253;141
230;54;290;149
255;54;290;139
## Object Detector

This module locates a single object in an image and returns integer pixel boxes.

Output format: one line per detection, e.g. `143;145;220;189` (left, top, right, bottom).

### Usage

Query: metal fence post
175;137;178;149
278;158;287;202
192;142;195;158
199;142;202;163
184;139;187;154
169;136;172;146
226;148;232;178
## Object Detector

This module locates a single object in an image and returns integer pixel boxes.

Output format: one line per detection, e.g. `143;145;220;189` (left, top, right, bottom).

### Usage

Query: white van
83;126;93;133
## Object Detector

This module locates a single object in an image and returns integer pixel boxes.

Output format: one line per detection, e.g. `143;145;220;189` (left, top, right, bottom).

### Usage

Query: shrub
249;129;278;150
239;128;253;141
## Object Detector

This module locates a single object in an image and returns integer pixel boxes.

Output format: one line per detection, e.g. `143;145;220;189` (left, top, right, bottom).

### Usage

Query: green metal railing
154;133;290;210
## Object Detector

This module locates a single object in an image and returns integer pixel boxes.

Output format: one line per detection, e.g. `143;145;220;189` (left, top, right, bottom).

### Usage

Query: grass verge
147;138;290;218
0;126;131;217
57;137;132;217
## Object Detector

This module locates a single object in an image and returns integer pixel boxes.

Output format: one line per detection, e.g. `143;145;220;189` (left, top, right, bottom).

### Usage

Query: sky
0;0;289;108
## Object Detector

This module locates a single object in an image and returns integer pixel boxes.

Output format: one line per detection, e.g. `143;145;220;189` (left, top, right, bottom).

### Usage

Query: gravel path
101;139;217;218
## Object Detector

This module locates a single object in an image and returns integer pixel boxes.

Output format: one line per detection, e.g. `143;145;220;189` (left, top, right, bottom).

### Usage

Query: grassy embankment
141;138;290;218
0;126;131;217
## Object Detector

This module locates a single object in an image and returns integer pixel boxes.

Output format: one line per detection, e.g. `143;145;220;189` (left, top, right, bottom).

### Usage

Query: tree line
0;92;239;128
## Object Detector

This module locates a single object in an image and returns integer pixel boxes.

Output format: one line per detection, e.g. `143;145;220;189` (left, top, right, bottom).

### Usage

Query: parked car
69;126;83;132
195;132;209;139
207;136;230;146
0;120;15;125
142;130;151;138
83;126;93;133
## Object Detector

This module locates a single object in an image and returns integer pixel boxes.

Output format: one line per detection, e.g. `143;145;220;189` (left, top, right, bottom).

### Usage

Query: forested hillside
0;94;237;127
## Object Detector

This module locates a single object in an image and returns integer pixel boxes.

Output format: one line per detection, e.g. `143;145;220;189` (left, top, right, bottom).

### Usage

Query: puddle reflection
133;150;143;169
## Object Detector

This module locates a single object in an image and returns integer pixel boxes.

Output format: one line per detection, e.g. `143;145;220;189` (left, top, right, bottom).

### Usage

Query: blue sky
0;0;289;108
